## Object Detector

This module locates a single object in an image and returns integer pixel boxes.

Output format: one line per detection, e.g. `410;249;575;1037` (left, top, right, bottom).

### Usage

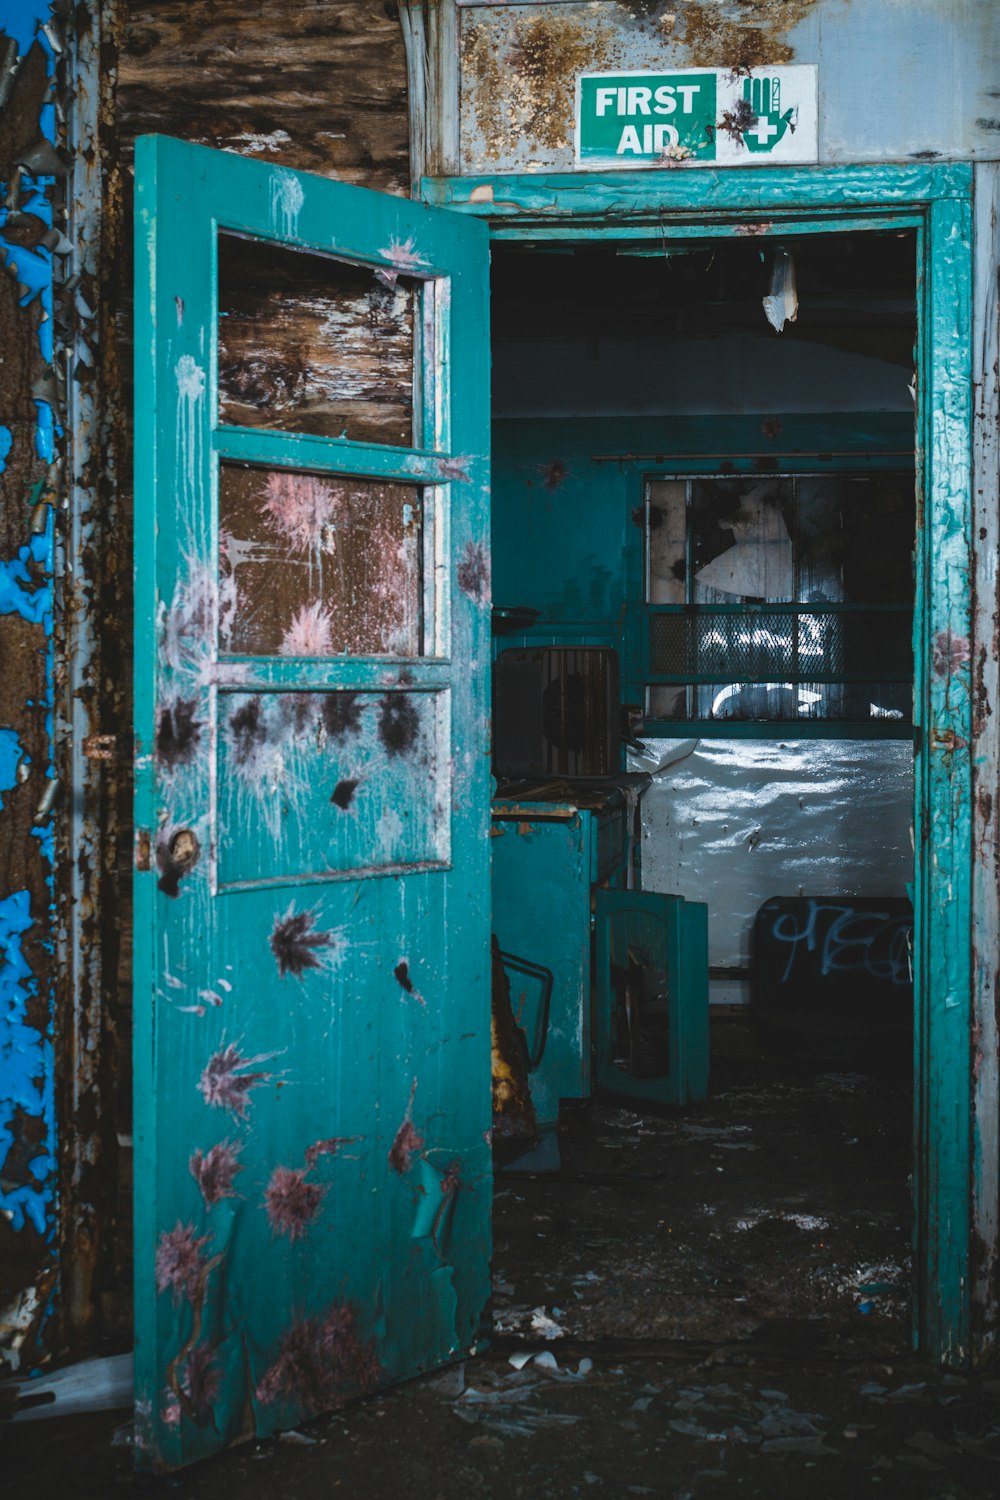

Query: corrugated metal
635;737;913;1005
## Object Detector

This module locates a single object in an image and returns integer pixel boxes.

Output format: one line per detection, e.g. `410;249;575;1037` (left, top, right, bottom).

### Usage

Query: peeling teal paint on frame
425;160;978;1366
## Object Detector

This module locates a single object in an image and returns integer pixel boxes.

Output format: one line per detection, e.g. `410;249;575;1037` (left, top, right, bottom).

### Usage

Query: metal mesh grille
648;608;911;682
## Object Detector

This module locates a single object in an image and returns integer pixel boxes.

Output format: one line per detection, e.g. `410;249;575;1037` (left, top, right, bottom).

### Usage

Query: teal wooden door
133;137;491;1471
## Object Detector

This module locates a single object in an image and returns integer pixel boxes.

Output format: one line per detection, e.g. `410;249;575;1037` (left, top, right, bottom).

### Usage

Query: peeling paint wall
0;0;60;1372
455;0;1000;174
0;0;416;1380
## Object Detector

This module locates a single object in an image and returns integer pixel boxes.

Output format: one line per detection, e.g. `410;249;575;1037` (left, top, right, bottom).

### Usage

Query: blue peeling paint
0;729;27;810
0;1;60;1295
0;521;54;628
0;890;54;1236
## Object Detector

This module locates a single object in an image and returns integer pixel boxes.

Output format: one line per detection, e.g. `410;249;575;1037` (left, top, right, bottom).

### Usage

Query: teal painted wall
491;413;915;681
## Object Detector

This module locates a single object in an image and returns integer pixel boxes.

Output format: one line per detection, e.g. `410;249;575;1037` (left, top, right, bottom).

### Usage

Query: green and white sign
576;65;818;168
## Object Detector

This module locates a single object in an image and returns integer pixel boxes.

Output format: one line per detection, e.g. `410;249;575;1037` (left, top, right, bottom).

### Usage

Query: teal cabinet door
594;889;709;1108
133;137;491;1471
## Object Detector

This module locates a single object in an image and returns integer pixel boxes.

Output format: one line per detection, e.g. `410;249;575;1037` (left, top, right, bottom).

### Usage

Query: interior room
487;227;917;1343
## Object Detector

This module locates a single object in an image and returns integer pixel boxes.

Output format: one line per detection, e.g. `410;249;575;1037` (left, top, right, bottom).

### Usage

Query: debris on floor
3;1018;997;1498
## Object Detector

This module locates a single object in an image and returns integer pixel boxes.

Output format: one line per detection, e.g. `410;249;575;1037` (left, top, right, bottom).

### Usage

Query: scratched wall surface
118;1;409;189
457;0;1000;174
0;0;60;1370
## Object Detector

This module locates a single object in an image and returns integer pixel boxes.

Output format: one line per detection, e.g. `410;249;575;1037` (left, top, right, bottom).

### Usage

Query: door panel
134;136;491;1471
594;889;710;1108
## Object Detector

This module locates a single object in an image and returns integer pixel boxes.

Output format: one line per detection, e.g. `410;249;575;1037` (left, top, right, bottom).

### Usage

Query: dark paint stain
218;347;306;411
198;1044;273;1119
457;539;490;603
975;118;1000;133
156;697;202;768
331;778;360;810
322;691;362;741
270;906;333;978
228;696;267;766
388;1117;424;1175
377;693;419;756
538;459;569;491
156;827;201;898
280;693;317;736
181;1344;220;1426
718;96;757;145
264;1165;325;1242
394;960;414;994
977;787;994;829
255;1302;381;1415
754;455;779;472
189;1140;244;1206
761;416;783;440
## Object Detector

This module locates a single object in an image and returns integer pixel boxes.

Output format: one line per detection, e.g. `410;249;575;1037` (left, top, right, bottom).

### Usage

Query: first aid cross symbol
748;114;779;146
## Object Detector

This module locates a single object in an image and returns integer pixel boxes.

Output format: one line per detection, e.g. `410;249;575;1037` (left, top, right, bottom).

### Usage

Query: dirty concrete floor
4;1018;999;1498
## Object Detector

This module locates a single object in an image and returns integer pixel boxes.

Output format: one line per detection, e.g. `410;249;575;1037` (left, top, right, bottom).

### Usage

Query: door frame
420;162;983;1366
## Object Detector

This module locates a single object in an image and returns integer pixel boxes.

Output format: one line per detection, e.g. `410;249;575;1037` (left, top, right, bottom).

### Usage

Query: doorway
487;225;919;1346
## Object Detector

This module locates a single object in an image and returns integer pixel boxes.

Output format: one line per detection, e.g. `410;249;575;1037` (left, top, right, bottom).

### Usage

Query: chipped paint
0;0;61;1372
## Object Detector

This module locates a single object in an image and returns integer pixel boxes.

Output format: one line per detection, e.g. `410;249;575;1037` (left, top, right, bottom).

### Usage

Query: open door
133;137;491;1471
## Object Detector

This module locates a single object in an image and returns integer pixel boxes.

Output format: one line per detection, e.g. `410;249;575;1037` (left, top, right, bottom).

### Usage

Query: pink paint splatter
280;600;334;656
304;1136;357;1169
264;1165;326;1241
198;1043;274;1119
260;471;340;553
255;1301;381;1415
189;1140;244;1206
161;1392;182;1427
375;235;425;289
155;1222;212;1304
388;1081;423;1175
932;630;970;678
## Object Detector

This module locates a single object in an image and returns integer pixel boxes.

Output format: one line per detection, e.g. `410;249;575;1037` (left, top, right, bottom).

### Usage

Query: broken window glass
217;233;419;447
643;475;914;726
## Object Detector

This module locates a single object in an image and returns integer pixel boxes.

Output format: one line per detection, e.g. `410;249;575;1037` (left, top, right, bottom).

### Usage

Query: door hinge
135;828;152;872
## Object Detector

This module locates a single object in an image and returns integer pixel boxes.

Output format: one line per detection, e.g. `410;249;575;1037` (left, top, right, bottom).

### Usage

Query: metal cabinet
491;792;629;1130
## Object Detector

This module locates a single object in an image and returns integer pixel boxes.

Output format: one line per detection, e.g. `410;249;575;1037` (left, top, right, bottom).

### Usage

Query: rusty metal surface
456;1;1000;175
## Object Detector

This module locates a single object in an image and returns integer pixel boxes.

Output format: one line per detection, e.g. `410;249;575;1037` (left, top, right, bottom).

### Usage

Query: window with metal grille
643;475;914;726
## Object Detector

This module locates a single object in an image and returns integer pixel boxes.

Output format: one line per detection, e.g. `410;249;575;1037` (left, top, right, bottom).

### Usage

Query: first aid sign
576;66;818;168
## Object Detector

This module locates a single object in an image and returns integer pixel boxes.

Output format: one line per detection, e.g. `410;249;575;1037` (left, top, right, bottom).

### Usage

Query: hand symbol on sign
741;76;795;153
